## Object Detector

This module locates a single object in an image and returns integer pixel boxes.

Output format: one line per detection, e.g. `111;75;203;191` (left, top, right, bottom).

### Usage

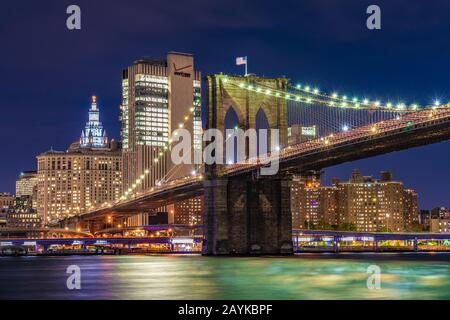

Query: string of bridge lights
289;83;443;111
224;76;445;111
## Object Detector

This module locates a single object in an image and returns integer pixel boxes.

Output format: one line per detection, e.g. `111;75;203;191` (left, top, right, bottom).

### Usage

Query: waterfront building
431;207;450;219
419;209;431;228
36;97;122;225
430;218;450;233
291;175;322;229
0;193;15;212
336;170;405;232
13;195;34;212
403;189;419;230
5;195;42;229
0;193;14;227
320;186;339;226
290;170;419;232
0;213;5;227
6;211;42;229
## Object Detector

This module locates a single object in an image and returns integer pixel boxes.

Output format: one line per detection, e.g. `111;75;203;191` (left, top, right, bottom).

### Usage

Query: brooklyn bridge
57;74;450;255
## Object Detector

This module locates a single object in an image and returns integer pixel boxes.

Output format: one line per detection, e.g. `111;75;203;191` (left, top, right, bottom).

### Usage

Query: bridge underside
59;181;203;230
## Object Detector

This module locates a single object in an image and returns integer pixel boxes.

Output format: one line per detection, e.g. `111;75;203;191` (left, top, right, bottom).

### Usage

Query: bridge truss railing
223;107;450;175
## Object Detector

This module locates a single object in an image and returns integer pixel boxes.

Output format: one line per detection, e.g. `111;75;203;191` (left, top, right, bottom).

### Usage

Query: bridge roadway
70;106;450;224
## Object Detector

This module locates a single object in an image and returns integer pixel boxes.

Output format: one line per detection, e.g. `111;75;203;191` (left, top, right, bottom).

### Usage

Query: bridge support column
203;174;293;256
247;175;293;255
202;178;230;255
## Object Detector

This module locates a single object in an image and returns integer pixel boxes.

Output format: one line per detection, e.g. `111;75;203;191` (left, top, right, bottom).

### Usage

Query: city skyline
1;89;446;210
1;1;450;210
3;1;450;302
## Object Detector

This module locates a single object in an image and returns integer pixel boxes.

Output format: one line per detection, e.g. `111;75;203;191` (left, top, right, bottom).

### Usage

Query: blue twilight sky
0;0;449;209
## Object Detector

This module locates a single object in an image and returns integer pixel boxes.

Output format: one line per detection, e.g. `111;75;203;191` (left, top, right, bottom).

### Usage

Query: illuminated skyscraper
120;52;201;195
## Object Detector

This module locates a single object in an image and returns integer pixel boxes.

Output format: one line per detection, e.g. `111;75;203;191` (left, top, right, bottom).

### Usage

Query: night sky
1;0;449;209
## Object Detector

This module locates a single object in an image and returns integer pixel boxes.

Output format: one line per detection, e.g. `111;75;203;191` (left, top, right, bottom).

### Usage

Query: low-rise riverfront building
431;218;450;233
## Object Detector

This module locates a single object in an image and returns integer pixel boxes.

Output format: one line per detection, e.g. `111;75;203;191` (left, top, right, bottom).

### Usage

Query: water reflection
1;254;450;299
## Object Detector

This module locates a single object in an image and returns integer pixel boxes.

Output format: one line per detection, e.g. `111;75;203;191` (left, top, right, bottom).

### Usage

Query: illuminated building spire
80;95;108;148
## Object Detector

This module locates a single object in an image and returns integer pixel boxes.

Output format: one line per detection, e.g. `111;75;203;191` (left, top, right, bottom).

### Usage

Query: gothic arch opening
224;106;240;163
256;107;270;155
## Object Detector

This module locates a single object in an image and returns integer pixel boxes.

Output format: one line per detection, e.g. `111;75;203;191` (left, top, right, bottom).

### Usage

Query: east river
1;253;450;299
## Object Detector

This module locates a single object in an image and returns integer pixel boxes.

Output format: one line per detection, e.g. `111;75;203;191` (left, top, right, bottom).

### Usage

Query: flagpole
245;56;248;76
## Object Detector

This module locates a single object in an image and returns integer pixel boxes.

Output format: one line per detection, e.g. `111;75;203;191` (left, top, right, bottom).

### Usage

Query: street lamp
386;213;390;232
107;216;112;228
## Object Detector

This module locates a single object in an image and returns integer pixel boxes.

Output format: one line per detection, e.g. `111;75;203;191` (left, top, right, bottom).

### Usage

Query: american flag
236;56;247;65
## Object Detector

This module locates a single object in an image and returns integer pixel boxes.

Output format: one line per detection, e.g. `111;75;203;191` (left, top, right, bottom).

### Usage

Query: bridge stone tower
206;74;288;148
203;74;293;255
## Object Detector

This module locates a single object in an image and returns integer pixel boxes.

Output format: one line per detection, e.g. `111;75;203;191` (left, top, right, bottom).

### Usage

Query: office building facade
16;171;38;198
120;52;202;226
120;52;201;195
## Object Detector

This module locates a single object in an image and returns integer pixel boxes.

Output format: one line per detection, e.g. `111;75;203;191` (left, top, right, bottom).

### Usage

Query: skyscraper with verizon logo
121;52;201;224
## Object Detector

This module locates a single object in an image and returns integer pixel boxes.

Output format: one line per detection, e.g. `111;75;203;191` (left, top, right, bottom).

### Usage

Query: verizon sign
173;63;192;78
